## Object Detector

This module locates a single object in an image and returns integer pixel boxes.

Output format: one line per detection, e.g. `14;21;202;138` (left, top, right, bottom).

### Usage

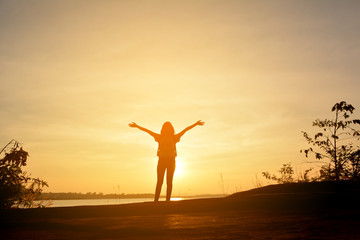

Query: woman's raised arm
129;122;159;138
176;120;204;139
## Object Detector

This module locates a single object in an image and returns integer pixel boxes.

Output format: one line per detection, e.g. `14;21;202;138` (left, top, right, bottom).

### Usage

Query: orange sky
1;0;360;195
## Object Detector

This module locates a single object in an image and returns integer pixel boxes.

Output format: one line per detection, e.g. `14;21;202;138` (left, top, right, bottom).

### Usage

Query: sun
175;157;186;178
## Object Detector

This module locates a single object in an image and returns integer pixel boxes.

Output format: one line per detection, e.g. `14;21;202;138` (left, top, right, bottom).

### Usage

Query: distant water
33;197;185;208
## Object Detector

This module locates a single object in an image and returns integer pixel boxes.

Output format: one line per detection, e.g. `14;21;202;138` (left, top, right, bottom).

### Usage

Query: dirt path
3;208;360;239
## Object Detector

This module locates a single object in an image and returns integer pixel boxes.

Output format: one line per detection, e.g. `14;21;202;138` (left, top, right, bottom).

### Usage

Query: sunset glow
1;0;360;196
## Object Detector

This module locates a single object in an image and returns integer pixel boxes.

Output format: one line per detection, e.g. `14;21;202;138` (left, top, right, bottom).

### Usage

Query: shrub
301;101;360;181
0;140;48;209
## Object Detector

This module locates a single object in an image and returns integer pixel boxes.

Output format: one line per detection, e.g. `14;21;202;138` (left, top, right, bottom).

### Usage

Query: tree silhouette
301;101;360;181
0;140;48;208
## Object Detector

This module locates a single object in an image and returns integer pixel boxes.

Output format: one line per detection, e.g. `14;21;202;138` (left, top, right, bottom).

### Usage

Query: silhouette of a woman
129;120;204;202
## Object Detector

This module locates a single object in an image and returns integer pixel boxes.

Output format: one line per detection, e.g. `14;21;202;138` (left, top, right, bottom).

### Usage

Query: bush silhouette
301;101;360;181
0;140;48;209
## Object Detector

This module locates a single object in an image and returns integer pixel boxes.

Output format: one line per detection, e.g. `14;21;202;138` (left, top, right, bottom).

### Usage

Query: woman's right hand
129;122;138;128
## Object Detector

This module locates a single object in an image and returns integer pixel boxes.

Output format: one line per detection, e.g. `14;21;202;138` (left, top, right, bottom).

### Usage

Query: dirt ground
2;182;360;239
2;208;360;240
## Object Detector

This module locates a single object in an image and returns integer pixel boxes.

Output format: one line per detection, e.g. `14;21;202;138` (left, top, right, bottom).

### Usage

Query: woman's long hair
160;121;175;137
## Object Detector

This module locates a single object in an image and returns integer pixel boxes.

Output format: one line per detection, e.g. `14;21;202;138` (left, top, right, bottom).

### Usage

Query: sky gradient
1;0;360;195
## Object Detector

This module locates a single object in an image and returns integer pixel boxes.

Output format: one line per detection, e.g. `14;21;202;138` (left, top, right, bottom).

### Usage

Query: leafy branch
0;140;48;209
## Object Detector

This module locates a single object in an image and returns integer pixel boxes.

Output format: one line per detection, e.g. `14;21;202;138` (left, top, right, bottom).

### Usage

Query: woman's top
154;134;180;157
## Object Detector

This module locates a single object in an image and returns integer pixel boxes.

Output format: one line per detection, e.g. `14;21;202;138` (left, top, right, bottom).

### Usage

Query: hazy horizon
1;0;360;195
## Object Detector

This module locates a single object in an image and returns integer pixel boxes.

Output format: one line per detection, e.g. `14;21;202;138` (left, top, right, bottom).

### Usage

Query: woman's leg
154;162;166;202
166;161;176;202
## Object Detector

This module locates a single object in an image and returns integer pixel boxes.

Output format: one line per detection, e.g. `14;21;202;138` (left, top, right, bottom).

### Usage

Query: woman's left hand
196;120;205;126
